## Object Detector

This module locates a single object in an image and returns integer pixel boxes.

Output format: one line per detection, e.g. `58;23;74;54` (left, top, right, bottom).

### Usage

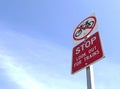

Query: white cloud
0;29;86;89
0;54;45;89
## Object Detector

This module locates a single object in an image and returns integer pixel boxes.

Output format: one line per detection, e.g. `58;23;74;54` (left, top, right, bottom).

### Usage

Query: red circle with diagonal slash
73;16;96;40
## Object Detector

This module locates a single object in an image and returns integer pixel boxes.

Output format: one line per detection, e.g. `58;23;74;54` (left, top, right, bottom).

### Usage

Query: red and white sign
72;32;104;74
73;15;97;41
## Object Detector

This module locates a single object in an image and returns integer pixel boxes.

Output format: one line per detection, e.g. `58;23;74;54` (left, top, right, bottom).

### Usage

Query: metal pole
86;65;95;89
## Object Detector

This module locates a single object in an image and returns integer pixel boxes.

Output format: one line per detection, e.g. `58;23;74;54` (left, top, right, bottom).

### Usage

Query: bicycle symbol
73;16;96;40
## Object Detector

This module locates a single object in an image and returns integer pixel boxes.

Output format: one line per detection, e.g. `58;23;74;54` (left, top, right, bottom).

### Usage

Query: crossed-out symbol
73;16;96;40
75;20;95;38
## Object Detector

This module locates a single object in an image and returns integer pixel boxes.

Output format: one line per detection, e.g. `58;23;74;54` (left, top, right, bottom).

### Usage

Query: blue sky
0;0;120;89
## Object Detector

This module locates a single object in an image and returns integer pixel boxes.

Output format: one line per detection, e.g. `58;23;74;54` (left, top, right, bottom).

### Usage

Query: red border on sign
73;16;96;40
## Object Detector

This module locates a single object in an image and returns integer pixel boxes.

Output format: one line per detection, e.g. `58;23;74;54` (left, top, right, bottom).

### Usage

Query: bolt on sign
72;32;104;74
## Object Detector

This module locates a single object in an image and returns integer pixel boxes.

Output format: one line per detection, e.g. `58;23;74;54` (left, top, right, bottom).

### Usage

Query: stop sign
72;32;104;74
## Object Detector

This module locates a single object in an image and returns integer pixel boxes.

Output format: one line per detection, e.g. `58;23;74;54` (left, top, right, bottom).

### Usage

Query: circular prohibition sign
73;16;97;41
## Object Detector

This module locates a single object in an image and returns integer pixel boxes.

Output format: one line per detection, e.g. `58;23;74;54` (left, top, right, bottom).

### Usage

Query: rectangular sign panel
72;32;104;74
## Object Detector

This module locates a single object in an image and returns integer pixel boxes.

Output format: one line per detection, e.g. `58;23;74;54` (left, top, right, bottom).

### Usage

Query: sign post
72;15;104;89
86;65;95;89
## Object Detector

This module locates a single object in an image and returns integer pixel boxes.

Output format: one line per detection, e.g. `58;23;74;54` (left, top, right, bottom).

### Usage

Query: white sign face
73;15;97;41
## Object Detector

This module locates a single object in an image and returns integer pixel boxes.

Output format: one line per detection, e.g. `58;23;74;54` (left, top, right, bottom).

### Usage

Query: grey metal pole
86;65;95;89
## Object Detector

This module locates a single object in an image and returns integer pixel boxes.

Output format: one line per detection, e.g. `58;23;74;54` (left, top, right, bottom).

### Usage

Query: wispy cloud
0;53;45;89
0;29;78;89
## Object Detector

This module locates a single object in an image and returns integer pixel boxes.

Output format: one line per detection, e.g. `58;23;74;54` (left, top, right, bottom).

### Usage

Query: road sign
73;15;97;41
72;32;104;74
